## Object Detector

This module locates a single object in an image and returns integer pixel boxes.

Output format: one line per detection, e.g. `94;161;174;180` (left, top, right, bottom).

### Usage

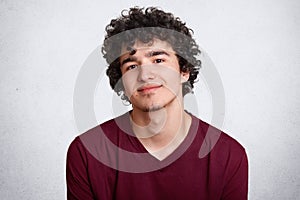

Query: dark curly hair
101;7;201;101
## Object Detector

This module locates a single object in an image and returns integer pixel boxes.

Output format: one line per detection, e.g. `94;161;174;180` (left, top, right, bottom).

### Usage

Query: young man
67;7;248;199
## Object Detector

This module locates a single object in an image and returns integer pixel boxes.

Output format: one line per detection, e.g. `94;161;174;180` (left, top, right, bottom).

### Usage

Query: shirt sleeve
222;150;249;200
66;137;95;200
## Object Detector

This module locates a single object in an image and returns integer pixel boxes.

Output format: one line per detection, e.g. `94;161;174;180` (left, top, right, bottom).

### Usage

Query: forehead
120;38;175;56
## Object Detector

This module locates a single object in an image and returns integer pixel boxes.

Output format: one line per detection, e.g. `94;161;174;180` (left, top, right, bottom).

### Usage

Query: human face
119;39;189;112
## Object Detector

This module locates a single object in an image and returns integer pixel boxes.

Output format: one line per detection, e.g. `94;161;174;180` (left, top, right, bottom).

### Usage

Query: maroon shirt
66;113;248;199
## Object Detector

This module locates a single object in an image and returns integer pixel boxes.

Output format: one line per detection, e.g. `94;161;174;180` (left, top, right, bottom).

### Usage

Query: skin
119;38;192;160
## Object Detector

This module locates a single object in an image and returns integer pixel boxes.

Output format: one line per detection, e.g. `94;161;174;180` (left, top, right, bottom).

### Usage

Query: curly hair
101;7;201;101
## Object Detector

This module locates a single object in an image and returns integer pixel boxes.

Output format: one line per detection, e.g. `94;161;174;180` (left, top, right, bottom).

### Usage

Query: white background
1;0;299;199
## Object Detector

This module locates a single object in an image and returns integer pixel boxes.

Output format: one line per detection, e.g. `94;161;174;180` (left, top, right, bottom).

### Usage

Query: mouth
137;84;162;93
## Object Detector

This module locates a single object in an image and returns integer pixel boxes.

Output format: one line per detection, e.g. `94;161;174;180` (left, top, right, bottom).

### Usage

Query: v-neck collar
117;111;199;164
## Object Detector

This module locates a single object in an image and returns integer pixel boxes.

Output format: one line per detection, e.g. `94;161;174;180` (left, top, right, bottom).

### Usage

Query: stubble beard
142;105;163;112
135;93;177;113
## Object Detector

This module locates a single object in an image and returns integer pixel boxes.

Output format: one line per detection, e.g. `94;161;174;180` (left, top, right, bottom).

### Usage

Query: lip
137;84;162;92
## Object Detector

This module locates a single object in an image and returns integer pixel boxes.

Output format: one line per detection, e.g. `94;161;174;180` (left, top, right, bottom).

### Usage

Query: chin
142;105;164;112
132;96;176;112
133;102;165;112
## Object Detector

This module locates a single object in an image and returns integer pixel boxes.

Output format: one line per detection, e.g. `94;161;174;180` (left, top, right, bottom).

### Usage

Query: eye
126;64;138;71
154;59;164;64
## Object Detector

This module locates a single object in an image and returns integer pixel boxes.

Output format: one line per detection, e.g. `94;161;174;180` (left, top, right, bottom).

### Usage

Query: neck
130;97;191;155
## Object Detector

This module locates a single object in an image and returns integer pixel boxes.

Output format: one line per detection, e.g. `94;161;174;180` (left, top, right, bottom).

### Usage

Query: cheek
155;67;182;94
153;65;181;81
121;71;138;96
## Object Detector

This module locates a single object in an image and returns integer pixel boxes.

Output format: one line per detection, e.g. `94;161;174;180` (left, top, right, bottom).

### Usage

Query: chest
112;158;224;200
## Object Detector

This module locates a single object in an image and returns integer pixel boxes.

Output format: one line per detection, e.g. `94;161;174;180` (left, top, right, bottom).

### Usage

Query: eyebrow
146;50;170;57
121;56;137;66
120;50;171;66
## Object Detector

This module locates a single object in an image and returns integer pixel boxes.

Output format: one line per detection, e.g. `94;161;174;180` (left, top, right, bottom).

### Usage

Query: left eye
154;59;164;63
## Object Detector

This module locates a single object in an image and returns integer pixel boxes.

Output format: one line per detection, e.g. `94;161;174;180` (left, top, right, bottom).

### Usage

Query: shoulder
67;136;88;165
193;116;247;162
190;116;248;199
67;112;132;161
74;112;130;144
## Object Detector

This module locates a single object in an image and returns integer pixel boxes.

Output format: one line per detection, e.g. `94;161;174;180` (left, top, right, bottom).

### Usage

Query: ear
180;70;190;83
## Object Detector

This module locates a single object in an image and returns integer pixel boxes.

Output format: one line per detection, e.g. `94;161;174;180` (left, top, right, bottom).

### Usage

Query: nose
137;64;155;82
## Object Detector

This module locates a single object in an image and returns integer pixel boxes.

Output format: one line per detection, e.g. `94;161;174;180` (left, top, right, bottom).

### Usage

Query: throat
131;110;192;160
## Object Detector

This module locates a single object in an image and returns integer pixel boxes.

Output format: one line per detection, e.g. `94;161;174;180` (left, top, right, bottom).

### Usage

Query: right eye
126;64;138;71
